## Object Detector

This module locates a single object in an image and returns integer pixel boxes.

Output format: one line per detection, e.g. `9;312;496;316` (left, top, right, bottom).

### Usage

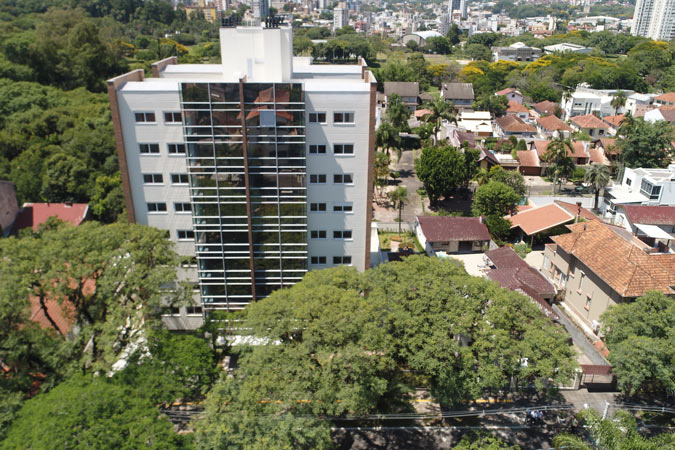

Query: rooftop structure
12;202;89;233
415;216;490;255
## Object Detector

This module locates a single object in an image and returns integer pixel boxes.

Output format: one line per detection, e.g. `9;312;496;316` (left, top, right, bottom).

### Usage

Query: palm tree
375;121;401;157
543;136;575;194
584;163;611;210
610;90;627;115
388;186;408;236
422;98;457;135
474;168;490;186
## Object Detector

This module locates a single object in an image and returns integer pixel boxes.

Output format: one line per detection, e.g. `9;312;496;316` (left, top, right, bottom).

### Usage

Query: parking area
449;253;488;278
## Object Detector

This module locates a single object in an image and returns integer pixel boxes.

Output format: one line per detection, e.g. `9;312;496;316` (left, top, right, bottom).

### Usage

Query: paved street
374;149;424;223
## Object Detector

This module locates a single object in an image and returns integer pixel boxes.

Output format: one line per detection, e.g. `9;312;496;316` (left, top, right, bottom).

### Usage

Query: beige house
542;220;675;333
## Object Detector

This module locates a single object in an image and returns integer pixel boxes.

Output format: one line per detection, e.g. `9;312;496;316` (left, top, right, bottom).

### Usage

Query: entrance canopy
634;223;675;240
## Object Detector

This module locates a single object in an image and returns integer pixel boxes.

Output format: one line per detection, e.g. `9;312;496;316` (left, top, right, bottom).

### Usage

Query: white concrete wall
305;88;371;272
219;27;293;82
117;86;195;258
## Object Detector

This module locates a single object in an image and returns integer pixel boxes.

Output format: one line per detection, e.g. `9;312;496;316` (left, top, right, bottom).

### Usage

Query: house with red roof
496;88;523;104
531;100;560;118
654;92;675;107
570;114;610;138
506;203;577;245
494;115;537;138
601;114;624;135
485;246;558;320
11;202;89;234
517;150;542;176
611;205;675;253
536;115;573;138
506;100;529;120
415;216;491;255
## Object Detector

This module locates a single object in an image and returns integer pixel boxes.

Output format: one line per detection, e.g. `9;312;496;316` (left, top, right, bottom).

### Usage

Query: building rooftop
570;114;609;129
507;100;529;113
416;216;490;242
384;81;419;98
536;114;573;132
517;150;540;168
507;203;575;236
532;100;559;116
442;82;474;100
496;88;521;96
13;203;88;233
623;205;675;226
552;220;675;297
655;92;675;103
633;166;675;183
495;115;536;133
602;114;625;128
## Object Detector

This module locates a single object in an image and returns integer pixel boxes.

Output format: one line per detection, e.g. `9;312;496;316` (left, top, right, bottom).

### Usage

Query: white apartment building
562;84;635;120
107;25;376;327
333;6;348;30
601;165;675;218
631;0;675;41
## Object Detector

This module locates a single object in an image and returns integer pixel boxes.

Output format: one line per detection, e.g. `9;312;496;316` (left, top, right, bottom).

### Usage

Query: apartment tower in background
107;24;376;328
631;0;675;41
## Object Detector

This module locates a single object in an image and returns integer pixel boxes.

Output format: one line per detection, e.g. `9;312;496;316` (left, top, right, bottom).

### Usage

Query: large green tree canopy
193;257;577;447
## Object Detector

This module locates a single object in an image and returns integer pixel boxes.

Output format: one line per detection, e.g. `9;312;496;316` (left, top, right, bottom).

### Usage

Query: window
333;112;354;123
333;144;354;154
310;203;326;212
168;144;186;155
163;306;180;315
333;256;352;265
177;230;195;240
186;306;202;315
171;173;189;185
139;143;160;154
626;178;632;186
308;112;326;123
309;144;327;154
542;255;550;271
333;230;352;239
578;271;585;292
143;173;163;184
310;230;327;239
174;202;192;213
135;112;156;123
164;112;182;124
147;202;167;213
560;273;568;289
310;174;326;184
333;203;353;213
640;179;661;200
310;256;327;265
333;174;353;184
584;296;592;311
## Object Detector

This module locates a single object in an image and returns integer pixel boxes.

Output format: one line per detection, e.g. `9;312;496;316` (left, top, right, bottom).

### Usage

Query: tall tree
543;136;575;194
415;145;472;205
473;94;509;117
386;93;411;131
472;181;520;218
610;90;627;115
553;409;675;450
373;151;391;199
388;186;408;235
584;163;611;210
601;291;674;397
617;113;674;168
422;97;457;134
376;120;402;158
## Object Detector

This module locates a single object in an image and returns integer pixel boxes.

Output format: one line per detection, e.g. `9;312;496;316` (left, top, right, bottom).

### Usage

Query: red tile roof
589;147;608;165
655;92;675;103
532;140;550;157
622;205;675;226
570;114;609;130
517;150;540;167
552;220;675;297
13;203;88;232
536;115;573;132
506;203;575;235
532;101;559;116
569;141;590;159
507;100;529;113
416;216;491;242
496;88;520;96
602;114;624;128
596;138;619;154
28;296;76;336
554;200;598;222
495;115;537;133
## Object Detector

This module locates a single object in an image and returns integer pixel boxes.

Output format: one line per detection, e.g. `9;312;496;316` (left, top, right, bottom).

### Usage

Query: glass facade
180;82;307;309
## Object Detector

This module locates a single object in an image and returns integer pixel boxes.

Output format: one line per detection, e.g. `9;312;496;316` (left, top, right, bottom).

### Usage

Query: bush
513;242;532;258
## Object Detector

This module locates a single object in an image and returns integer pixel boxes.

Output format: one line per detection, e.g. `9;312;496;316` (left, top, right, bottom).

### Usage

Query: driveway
373;149;425;223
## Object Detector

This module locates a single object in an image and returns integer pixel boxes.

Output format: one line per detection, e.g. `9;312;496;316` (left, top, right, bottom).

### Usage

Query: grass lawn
425;86;440;99
423;54;457;65
378;231;425;253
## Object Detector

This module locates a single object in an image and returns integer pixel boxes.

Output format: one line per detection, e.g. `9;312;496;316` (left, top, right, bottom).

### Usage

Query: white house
601;165;675;218
562;84;635;120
